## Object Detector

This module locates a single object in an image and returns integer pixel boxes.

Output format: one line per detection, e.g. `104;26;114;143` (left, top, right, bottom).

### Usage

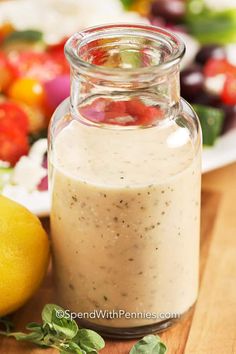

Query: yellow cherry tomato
131;0;151;16
0;22;15;38
8;78;45;107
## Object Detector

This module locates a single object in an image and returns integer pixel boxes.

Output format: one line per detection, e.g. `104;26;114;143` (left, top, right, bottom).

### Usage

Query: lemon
0;195;50;316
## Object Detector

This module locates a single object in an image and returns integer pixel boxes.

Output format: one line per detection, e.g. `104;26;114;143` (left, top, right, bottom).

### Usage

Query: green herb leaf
193;104;225;146
129;335;168;354
75;328;105;352
62;341;86;354
3;29;43;44
12;330;45;343
0;304;105;353
26;322;42;331
51;309;78;339
120;0;135;9
42;303;64;323
0;305;168;354
185;0;236;44
120;49;142;69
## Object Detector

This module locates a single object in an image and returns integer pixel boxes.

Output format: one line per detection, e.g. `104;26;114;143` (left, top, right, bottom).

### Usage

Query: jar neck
65;24;185;125
70;64;181;120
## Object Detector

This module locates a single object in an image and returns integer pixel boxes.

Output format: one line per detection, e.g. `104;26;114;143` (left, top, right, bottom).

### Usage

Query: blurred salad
0;0;145;199
125;0;236;146
0;27;70;196
0;0;236;199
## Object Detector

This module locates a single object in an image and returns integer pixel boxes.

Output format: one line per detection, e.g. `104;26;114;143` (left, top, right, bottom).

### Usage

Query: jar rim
65;23;185;80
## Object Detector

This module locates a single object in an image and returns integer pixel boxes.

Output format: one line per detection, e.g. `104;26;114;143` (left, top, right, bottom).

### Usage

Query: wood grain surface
0;163;236;354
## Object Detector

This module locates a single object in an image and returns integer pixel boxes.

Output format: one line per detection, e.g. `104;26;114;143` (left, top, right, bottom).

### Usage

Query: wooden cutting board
0;163;236;354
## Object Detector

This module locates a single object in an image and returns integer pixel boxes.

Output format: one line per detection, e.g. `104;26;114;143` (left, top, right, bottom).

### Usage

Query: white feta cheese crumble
3;139;48;192
29;139;47;165
204;74;226;96
11;156;46;192
226;44;236;67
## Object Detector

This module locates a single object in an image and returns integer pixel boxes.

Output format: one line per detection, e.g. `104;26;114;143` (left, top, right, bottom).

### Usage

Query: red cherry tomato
204;58;236;77
47;37;68;55
0;101;29;165
79;98;163;126
8;51;68;82
0;129;29;165
48;51;69;75
106;101;127;115
221;76;236;105
0;53;16;92
0;101;29;133
125;99;163;125
47;38;70;75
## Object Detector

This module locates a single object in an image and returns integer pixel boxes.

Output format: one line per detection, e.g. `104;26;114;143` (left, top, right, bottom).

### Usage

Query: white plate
202;130;236;173
17;130;234;216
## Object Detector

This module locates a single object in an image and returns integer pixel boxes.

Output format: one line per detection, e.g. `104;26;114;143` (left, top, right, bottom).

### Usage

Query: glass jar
48;24;202;338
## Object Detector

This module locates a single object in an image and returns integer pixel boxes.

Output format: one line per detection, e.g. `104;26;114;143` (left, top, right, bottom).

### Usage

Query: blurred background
0;0;236;212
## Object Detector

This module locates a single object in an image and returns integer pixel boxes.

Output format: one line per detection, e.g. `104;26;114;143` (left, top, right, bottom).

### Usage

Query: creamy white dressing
51;118;201;327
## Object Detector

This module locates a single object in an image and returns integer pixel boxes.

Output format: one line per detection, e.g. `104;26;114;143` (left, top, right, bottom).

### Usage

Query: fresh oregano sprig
0;304;105;354
129;334;168;354
0;304;167;353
